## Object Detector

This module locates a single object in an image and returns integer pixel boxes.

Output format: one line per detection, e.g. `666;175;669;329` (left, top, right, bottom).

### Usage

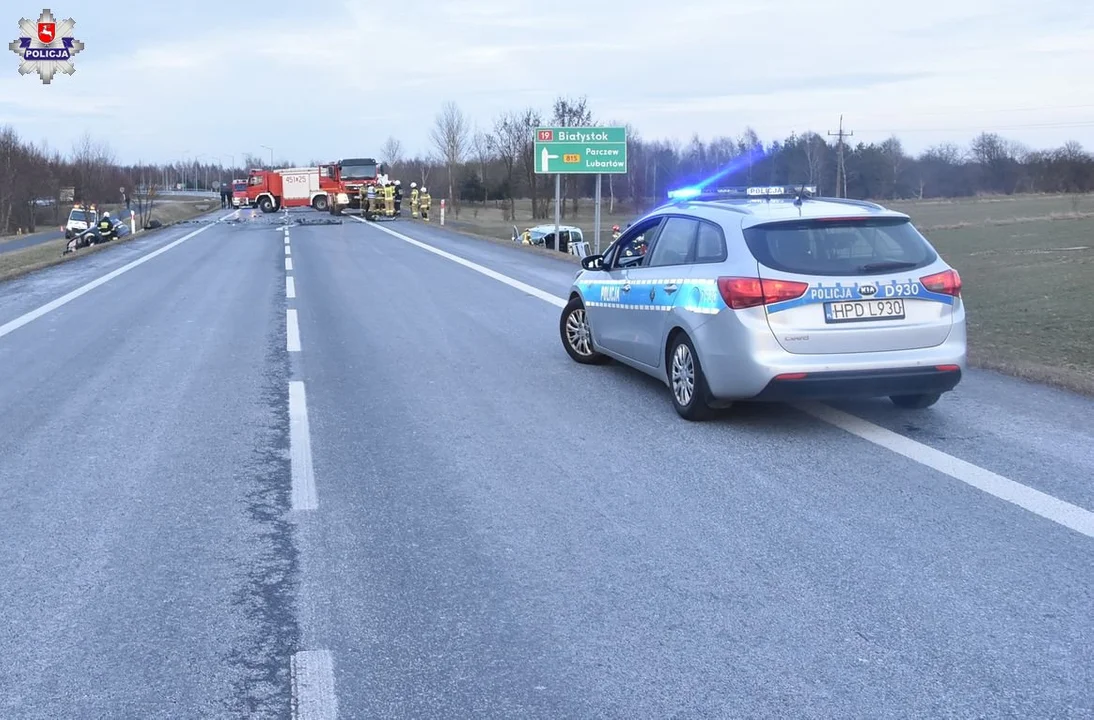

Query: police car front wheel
560;297;608;365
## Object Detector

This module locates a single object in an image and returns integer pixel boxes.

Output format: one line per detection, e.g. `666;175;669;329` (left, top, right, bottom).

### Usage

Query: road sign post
594;174;602;256
534;126;628;253
554;175;561;252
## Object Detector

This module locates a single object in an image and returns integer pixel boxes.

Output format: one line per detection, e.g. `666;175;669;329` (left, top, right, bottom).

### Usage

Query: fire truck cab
231;179;250;208
323;158;381;215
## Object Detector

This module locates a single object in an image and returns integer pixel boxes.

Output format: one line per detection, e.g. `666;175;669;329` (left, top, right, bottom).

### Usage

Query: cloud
2;0;1092;163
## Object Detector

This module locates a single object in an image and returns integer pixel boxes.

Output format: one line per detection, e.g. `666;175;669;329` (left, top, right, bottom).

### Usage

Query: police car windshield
743;217;938;277
69;210;88;222
341;162;377;180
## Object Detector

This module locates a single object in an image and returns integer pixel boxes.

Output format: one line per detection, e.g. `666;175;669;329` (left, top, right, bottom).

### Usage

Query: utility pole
827;115;853;198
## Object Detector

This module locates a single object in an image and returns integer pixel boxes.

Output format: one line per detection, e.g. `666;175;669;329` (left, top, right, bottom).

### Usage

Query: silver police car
558;185;966;420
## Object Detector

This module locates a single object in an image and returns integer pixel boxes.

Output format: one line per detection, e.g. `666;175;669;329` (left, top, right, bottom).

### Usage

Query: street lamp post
261;145;273;169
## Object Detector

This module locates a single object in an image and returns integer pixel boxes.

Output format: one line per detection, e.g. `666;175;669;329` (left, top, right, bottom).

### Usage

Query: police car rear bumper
752;365;962;401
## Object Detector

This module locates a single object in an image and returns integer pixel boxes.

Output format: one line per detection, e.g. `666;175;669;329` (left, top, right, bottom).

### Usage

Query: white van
64;205;98;239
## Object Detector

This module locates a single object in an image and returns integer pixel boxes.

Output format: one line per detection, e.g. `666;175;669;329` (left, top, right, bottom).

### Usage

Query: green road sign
534;126;628;174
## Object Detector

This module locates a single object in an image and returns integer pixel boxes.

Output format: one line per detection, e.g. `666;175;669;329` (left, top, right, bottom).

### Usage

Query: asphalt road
1;207;1091;719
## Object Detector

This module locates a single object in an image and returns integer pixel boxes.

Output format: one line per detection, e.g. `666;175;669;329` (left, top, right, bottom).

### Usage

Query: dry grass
0;198;220;282
446;193;1094;396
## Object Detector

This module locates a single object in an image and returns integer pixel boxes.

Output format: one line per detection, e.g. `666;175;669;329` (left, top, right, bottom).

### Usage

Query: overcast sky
2;0;1092;166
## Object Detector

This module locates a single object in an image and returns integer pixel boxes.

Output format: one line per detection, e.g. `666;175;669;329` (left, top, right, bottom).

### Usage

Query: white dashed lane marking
287;309;302;352
286;258;293;271
291;649;337;719
353;216;1094;540
287;276;296;299
288;380;317;511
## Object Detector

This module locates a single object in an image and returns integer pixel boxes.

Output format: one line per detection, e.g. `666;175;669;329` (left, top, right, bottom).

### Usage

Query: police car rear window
742;217;937;276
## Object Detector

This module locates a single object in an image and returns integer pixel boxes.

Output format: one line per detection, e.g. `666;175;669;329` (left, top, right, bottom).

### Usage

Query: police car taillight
717;277;808;309
921;269;961;297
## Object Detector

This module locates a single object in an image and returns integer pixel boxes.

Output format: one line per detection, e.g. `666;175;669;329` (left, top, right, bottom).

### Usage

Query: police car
558;185;966;420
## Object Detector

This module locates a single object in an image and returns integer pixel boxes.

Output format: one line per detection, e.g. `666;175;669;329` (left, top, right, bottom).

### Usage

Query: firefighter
365;183;377;219
383;180;395;218
419;187;431;222
96;211;115;243
409;182;419;219
611;224;621;242
393;180;402;216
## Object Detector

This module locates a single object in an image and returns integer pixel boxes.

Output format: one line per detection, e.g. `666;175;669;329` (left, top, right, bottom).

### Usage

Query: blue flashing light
668;184;819;201
667;187;702;200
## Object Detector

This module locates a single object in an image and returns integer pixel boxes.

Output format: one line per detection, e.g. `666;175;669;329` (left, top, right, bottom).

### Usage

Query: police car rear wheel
669;335;715;421
560;298;607;365
890;392;941;409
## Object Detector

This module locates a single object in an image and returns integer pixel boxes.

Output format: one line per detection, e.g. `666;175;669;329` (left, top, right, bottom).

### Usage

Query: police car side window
694;220;728;264
647;217;699;267
611;218;663;268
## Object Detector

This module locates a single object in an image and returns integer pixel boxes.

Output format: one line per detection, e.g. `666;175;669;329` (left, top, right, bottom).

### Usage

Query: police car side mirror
581;254;605;271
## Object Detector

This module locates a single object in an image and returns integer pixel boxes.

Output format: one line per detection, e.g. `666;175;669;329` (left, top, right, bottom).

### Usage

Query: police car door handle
664;283;679;293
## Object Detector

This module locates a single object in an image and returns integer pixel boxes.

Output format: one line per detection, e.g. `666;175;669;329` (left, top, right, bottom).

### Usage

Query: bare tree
429;101;470;216
802;132;826;190
880;135;904;198
380;137;403;174
0;125;20;234
516;107;543;218
471;128;492;204
71;131;115;204
551;95;593;216
131;161;159;230
490;110;525;221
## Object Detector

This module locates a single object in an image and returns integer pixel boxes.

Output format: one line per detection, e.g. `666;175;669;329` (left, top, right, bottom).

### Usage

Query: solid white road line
286;258;293;271
360;219;1094;540
287;276;296;299
289;381;317;511
0;214;231;341
291;649;337;720
351;216;566;308
287;309;302;352
797;402;1094;538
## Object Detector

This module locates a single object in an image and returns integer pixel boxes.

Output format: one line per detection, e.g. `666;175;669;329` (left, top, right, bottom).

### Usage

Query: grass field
445;193;1094;395
0;198;221;282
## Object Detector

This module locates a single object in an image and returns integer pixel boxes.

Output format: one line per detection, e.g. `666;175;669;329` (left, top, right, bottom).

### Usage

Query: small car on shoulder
558;185;966;420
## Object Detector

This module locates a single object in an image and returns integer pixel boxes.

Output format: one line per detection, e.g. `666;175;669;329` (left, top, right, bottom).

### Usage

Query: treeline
5;100;1094;234
390;97;1094;221
0;126;270;234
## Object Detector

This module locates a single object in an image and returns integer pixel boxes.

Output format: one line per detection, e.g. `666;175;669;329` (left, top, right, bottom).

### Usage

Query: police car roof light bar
667;184;818;202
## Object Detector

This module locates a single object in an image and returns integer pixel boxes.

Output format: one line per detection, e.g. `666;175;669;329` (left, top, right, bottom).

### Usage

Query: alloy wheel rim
566;309;593;356
672;344;695;406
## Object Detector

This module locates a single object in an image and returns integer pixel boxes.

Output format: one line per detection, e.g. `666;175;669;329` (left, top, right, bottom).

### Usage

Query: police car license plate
824;299;905;323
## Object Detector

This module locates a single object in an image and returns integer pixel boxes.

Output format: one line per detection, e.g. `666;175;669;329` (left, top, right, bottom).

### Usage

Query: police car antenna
793;182;808;208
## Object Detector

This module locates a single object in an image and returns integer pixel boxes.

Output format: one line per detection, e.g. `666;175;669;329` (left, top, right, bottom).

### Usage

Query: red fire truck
230;178;250;208
246;167;336;213
322;158;382;215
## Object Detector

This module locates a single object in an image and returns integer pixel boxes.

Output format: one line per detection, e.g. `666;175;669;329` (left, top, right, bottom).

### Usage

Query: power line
828;115;853;198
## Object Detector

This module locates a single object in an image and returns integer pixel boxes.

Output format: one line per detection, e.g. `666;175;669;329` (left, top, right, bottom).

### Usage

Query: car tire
668;333;715;421
313;195;329;212
560;297;608;365
258;197;275;213
890;393;942;409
